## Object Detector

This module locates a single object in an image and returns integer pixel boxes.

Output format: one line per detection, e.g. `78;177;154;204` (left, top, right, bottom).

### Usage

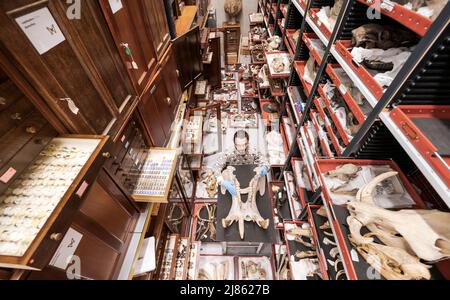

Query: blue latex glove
259;166;269;177
222;180;237;196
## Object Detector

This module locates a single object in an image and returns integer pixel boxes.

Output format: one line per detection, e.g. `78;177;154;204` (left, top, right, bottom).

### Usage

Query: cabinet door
161;47;182;119
26;170;139;280
141;0;171;60
173;26;203;90
99;0;158;96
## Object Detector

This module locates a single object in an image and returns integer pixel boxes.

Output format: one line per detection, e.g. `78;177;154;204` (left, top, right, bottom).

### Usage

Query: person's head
234;130;250;155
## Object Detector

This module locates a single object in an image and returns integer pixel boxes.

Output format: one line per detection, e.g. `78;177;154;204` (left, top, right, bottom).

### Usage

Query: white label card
15;7;66;55
49;228;83;270
350;248;360;262
339;84;348;95
108;0;123;14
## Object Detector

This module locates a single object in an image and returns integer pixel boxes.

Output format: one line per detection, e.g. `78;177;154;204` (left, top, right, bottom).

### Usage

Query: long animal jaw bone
221;166;269;239
349;236;431;280
348;172;450;262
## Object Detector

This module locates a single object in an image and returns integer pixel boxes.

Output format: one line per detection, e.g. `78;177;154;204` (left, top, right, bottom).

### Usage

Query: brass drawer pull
401;122;419;141
50;233;63;241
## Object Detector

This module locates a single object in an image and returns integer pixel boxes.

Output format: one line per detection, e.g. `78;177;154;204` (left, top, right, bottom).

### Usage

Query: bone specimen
330;186;359;196
330;247;340;259
320;221;330;230
196;204;217;241
323;237;337;246
349;236;431;280
287;227;312;238
197;268;212;280
221;166;269;239
241;260;267;280
327;259;335;267
347;171;450;279
326;164;362;183
334;257;343;273
295;250;317;259
317;206;328;218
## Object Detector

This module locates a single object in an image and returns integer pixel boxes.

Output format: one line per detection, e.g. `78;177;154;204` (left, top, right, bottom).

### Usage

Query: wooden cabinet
138;46;182;148
0;135;110;271
173;26;203;90
0;1;137;136
99;0;158;97
24;170;139;280
223;22;241;65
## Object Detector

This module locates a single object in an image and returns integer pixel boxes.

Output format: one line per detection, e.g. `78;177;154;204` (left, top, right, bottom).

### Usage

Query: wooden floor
175;6;198;36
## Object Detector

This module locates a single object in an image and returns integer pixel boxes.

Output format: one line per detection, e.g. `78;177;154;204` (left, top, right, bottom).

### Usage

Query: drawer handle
26;126;37;134
11;113;22;120
0;97;6;105
59;98;80;115
401;122;418;141
50;233;63;241
102;152;112;158
166;97;172;105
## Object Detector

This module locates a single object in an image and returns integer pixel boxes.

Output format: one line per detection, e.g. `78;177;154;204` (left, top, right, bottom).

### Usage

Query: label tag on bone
339;84;347;95
350;248;360;262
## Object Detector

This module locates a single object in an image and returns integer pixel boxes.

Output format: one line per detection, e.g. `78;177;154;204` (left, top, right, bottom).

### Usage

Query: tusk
334;257;343;273
356;171;398;203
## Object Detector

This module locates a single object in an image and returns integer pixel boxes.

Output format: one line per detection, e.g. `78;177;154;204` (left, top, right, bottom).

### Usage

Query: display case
0;135;110;270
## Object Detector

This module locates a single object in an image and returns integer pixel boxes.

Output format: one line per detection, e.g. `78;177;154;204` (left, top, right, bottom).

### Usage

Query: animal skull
221;166;269;239
326;164;362;183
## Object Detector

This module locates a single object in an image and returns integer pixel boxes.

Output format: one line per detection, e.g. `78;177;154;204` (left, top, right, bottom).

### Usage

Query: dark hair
234;130;249;143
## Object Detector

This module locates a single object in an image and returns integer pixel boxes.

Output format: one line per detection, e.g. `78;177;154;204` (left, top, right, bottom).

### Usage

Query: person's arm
253;147;270;176
212;151;237;196
213;151;231;183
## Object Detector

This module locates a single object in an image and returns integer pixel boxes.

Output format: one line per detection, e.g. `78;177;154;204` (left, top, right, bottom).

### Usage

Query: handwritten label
121;135;126;143
0;167;17;184
76;181;89;198
351;248;360;262
15;7;66;55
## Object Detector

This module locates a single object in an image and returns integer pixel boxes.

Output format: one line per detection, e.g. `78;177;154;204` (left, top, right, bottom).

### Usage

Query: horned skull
351;24;417;50
347;171;450;280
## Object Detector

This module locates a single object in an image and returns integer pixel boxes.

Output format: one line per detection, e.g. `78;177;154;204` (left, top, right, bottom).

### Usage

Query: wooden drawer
0;135;111;270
